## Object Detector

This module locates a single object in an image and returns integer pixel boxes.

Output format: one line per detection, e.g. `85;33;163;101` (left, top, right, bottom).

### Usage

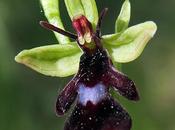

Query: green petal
40;0;70;44
105;21;157;63
15;43;82;77
64;0;98;26
115;0;131;33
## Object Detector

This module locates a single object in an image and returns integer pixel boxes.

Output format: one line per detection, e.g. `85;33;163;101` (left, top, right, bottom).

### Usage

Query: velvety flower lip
47;9;139;130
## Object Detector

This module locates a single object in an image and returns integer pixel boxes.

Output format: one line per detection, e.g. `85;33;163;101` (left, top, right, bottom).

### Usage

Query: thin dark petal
40;21;78;40
56;76;78;116
96;8;108;37
64;96;131;130
104;66;139;101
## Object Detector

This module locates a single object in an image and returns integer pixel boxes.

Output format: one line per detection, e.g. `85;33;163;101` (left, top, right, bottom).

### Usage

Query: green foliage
64;0;85;19
15;0;157;77
115;0;131;33
40;0;70;43
15;43;82;77
64;0;98;27
103;21;157;63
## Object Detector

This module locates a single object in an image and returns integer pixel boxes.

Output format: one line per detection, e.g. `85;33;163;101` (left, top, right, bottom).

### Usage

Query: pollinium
40;9;139;130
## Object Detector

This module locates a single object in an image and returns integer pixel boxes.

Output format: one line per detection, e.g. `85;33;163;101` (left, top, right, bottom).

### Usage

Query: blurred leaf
64;0;98;26
105;21;157;63
40;0;70;43
15;43;82;77
115;0;131;33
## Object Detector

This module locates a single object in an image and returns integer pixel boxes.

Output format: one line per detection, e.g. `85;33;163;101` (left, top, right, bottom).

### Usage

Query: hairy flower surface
49;11;139;130
15;0;157;130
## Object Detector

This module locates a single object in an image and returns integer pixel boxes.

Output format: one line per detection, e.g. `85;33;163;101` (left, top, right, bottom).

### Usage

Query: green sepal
64;0;85;19
102;33;121;46
40;0;70;44
64;0;98;26
103;21;155;46
81;0;98;27
15;43;82;77
115;0;131;33
104;21;157;63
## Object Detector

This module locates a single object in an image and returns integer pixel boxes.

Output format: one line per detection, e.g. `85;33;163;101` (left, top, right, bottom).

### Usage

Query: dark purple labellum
40;8;139;130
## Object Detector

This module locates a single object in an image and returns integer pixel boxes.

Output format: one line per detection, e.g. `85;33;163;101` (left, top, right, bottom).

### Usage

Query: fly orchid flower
15;0;157;130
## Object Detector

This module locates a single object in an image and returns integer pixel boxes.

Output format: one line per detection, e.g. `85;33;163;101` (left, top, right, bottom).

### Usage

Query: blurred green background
0;0;175;130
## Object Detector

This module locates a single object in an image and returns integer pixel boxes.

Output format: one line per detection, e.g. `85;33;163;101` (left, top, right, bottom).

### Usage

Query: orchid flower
15;0;157;130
